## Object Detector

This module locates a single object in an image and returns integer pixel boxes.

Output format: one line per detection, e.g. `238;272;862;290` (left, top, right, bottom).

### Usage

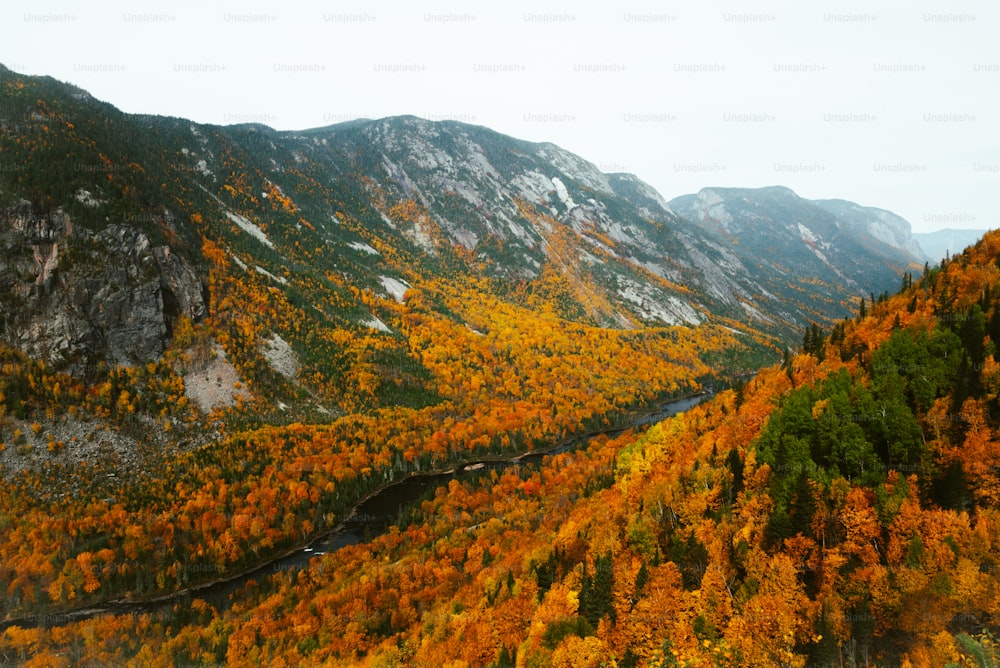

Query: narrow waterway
0;392;708;630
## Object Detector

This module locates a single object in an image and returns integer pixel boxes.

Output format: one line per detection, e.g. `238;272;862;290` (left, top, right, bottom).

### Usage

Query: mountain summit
0;67;924;380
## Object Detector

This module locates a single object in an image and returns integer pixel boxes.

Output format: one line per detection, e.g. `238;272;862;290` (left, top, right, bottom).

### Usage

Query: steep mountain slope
0;66;959;665
266;116;714;328
915;228;988;263
286;120;927;339
0;200;206;375
10;232;1000;666
670;186;926;322
1;66;922;384
812;196;927;260
0;66;769;629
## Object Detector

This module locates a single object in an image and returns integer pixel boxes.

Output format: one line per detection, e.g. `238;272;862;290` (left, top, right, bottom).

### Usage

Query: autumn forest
0;66;997;667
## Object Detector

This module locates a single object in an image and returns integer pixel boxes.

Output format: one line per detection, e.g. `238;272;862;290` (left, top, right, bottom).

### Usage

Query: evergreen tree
830;321;846;347
809;604;841;667
788;470;817;537
802;323;825;358
933;461;971;511
620;648;640;668
494;645;516;668
953;633;998;668
634;561;649;599
580;551;615;626
725;447;744;505
959;305;987;370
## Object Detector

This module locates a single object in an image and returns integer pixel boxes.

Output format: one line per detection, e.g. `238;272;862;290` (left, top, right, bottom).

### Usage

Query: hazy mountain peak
675;186;924;261
697;184;799;200
813;198;926;260
914;228;989;263
669;186;924;311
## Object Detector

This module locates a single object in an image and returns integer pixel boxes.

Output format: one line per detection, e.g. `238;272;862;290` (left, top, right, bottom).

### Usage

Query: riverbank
0;391;710;630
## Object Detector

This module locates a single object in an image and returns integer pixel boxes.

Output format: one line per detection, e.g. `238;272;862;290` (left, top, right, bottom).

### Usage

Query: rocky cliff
0;200;206;375
669;186;925;314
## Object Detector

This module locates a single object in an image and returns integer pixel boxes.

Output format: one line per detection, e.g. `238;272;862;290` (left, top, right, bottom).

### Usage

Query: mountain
0;68;924;387
669;187;926;314
811;197;927;260
0;66;959;663
298;120;926;339
914;228;988;263
9;226;1000;665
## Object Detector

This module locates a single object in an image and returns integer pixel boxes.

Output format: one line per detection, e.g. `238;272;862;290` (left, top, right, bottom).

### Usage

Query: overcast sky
2;0;998;233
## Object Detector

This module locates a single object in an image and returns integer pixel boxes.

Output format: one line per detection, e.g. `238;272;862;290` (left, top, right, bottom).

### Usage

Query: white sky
2;0;998;233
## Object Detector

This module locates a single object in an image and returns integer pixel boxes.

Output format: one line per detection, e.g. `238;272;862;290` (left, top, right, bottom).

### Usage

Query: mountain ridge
0;67;934;397
669;185;925;311
4;65;998;667
914;227;989;263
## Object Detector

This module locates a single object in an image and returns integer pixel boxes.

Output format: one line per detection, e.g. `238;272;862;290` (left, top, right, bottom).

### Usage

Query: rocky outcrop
153;246;208;325
812;198;927;261
0;200;207;375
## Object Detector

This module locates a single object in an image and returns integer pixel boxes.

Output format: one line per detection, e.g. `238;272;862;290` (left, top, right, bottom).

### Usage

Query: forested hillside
0;66;765;636
4;227;998;665
0;66;969;667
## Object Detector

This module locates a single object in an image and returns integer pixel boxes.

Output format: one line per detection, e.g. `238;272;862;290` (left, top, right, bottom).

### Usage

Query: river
0;392;708;630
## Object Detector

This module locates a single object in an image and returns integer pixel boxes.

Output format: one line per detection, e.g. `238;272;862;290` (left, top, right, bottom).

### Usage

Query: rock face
812;198;927;261
668;187;925;311
307;118;922;336
0;200;206;374
153;246;208;326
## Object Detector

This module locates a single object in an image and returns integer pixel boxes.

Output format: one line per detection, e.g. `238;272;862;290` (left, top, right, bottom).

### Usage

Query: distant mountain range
669;186;925;320
0;66;929;380
913;228;988;263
